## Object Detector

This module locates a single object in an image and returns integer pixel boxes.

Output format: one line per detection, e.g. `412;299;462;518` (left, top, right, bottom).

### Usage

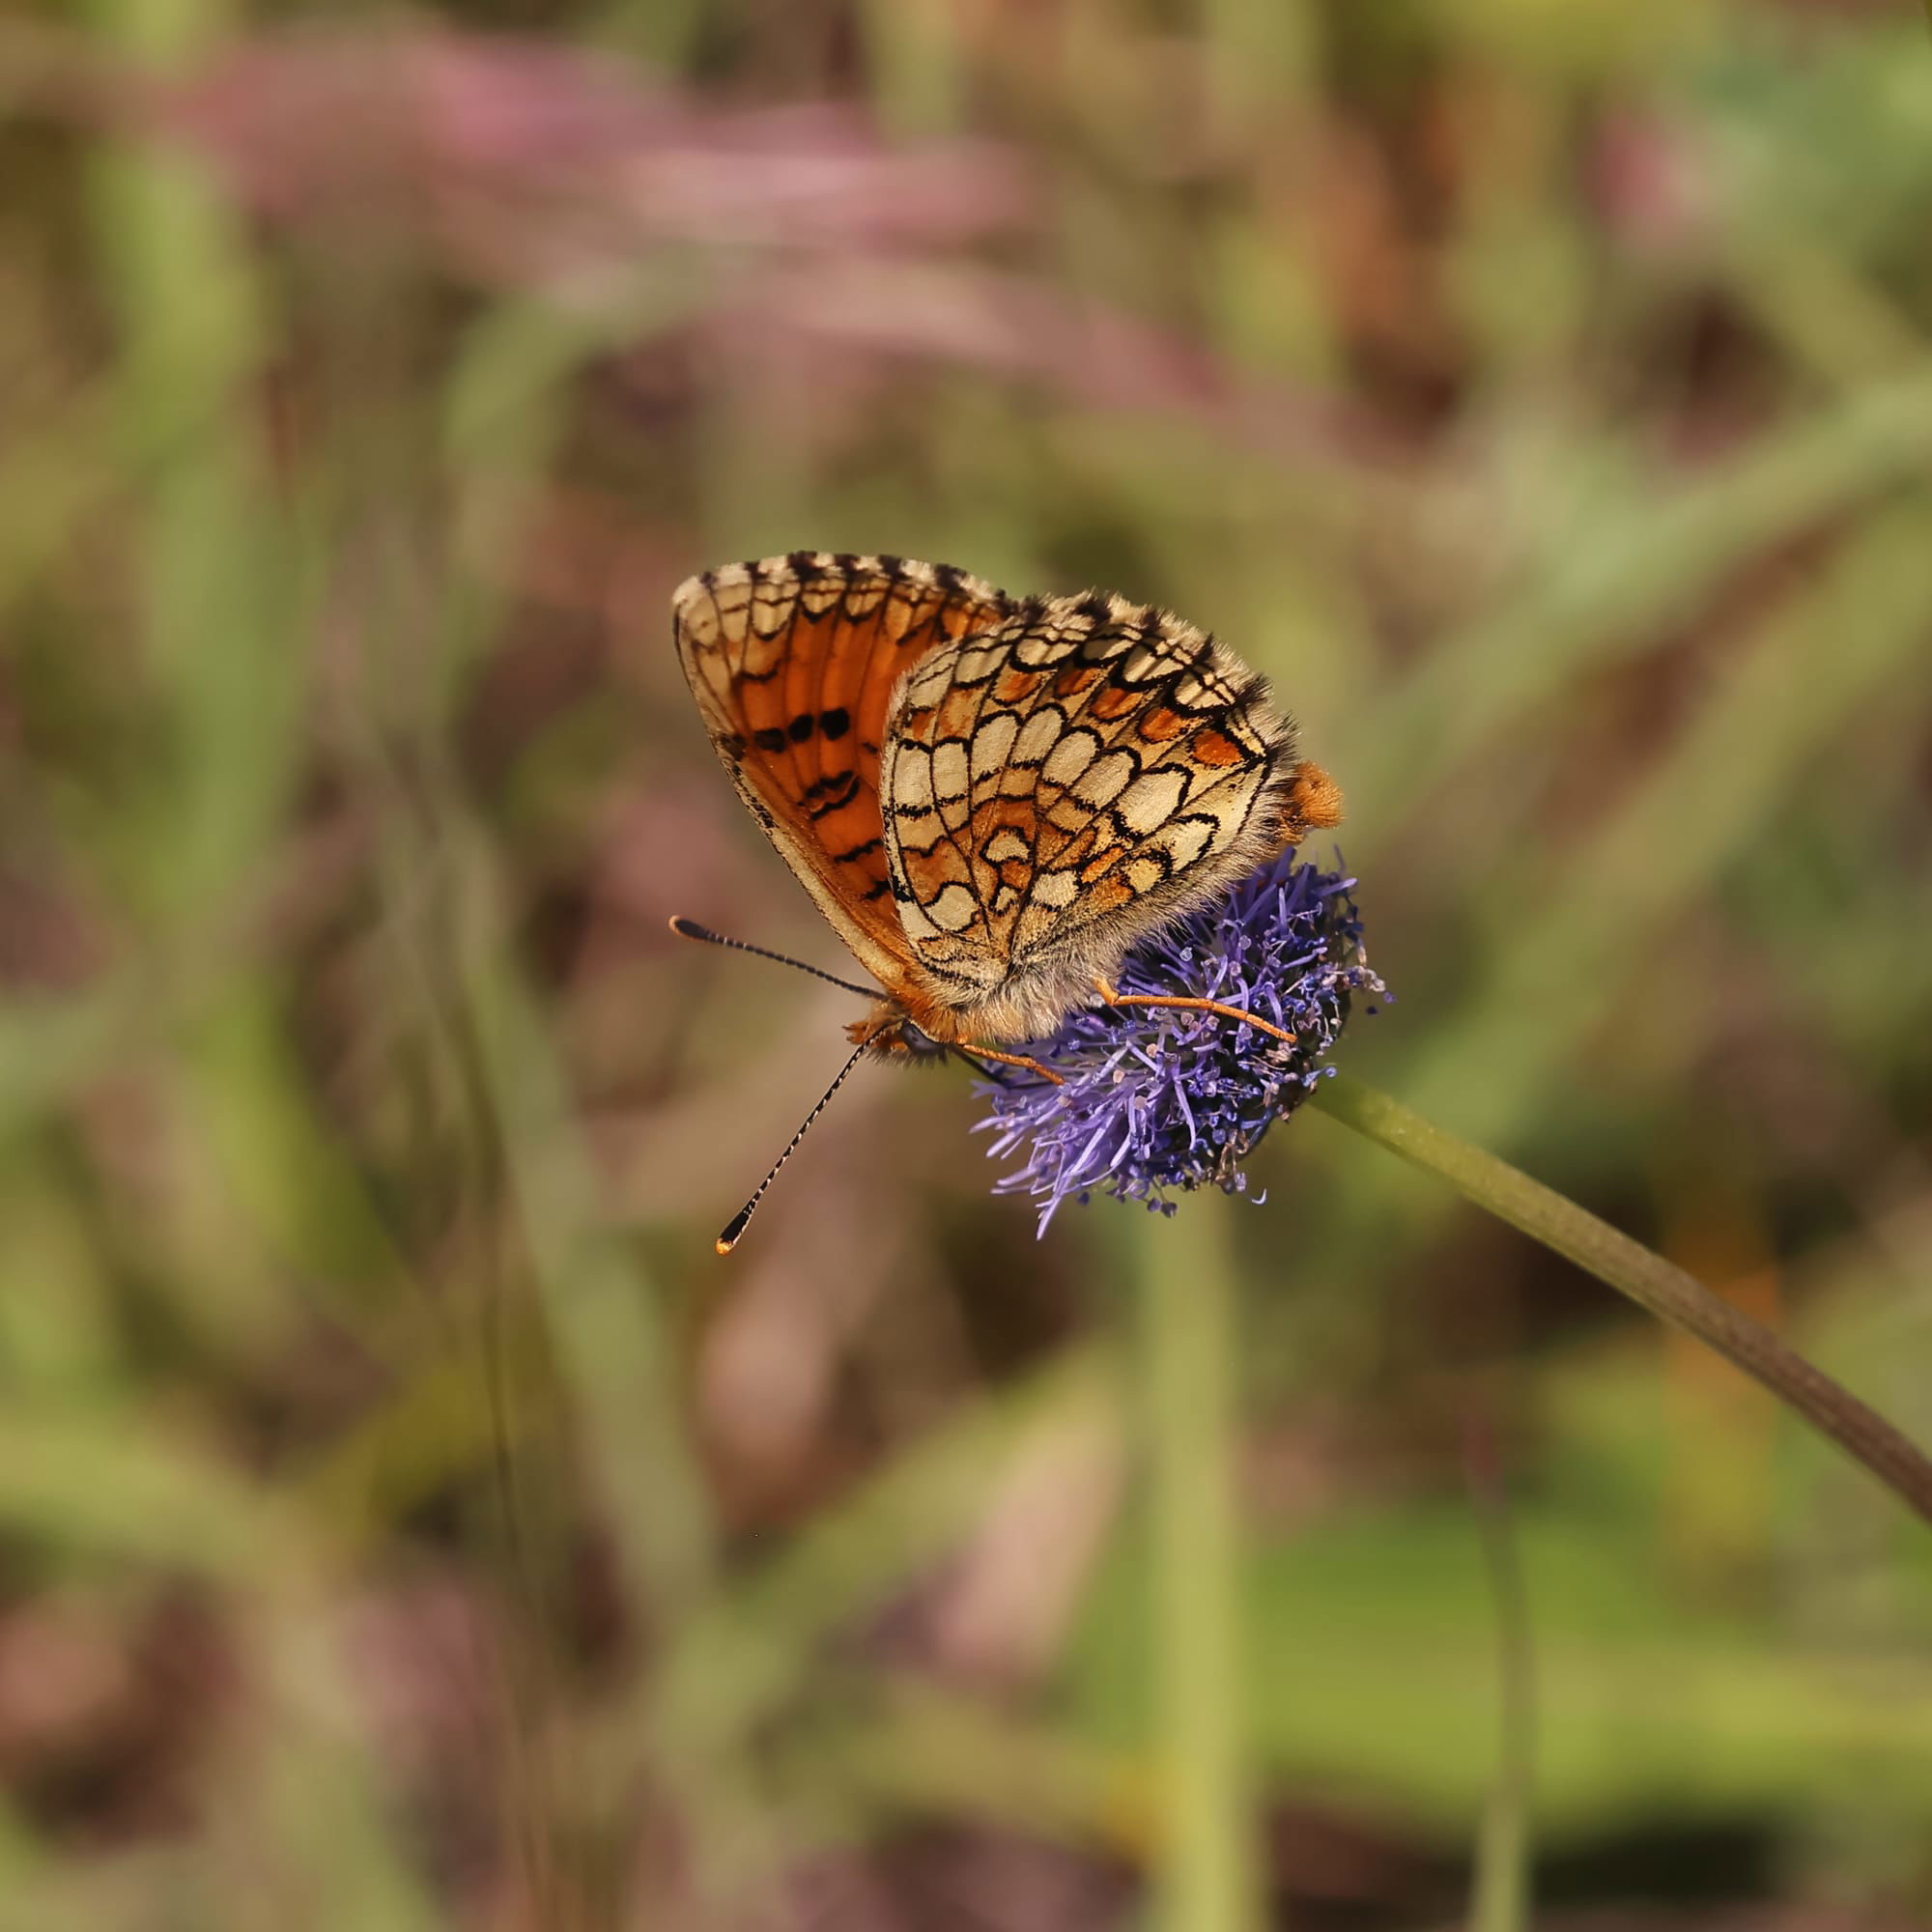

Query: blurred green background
3;1;1931;1926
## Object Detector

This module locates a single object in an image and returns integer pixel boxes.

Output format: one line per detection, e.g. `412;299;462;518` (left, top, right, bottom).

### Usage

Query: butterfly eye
899;1021;946;1058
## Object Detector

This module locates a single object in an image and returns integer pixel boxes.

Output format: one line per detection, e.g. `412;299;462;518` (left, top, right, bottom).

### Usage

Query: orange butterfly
672;552;1342;1249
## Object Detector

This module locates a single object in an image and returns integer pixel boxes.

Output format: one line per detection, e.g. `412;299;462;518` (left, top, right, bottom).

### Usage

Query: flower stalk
1132;1207;1264;1932
1309;1072;1932;1526
978;847;1932;1526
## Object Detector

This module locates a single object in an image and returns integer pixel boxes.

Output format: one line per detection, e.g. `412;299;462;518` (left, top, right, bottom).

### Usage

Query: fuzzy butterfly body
672;551;1342;1063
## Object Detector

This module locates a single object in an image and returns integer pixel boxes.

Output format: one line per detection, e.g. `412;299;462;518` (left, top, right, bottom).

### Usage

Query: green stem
1467;1439;1534;1932
1308;1073;1932;1527
1134;1205;1264;1932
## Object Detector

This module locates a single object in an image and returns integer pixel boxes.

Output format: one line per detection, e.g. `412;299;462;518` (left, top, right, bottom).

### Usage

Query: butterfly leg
963;1042;1065;1086
951;1045;1022;1088
1094;978;1297;1047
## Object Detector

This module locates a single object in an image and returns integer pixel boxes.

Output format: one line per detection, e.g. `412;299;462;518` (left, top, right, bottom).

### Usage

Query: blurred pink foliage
117;25;1395;472
149;29;1033;274
1589;105;1719;254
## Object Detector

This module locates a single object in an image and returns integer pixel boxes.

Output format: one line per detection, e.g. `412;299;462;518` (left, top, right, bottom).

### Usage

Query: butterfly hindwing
879;591;1294;990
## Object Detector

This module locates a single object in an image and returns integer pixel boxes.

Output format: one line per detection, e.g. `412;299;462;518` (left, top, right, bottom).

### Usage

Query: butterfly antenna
668;915;876;1000
715;1041;868;1256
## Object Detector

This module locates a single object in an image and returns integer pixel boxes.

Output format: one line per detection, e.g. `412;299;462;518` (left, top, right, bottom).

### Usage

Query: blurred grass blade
1396;497;1932;1151
446;828;718;1623
86;0;309;923
1351;370;1932;833
1466;1426;1535;1932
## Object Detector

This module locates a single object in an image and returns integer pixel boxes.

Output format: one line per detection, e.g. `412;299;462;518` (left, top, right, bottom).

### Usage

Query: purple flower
975;852;1384;1233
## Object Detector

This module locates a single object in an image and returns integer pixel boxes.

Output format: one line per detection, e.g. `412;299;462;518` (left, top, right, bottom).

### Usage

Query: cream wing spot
672;584;722;646
1151;815;1215;870
954;643;1006;684
1031;868;1078;911
970;710;1017;780
894;749;936;810
903;659;953;707
750;578;792;634
1116;768;1188;835
798;576;843;618
1041;729;1099;787
931;740;971;803
1071;750;1136;808
983;828;1031;864
1013;708;1063;766
1013;629;1077;669
923;883;980;933
694;649;736;711
1200;765;1268;826
1174;669;1237;707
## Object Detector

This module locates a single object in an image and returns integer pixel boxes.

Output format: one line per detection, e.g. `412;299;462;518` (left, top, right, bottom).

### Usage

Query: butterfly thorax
845;941;1136;1066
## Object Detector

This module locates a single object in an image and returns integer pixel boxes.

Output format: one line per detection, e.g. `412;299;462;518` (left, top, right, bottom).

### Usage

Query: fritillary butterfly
671;551;1343;1246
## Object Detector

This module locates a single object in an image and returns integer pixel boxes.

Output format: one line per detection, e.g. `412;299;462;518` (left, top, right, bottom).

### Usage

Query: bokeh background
4;1;1932;1926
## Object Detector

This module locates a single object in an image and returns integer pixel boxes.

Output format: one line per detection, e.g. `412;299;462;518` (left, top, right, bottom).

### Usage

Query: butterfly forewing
672;552;1013;990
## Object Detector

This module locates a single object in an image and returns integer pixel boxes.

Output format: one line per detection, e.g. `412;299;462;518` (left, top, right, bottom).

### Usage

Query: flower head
975;852;1384;1232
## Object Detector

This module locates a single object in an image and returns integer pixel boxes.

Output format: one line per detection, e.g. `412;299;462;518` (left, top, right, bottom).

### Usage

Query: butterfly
671;551;1342;1249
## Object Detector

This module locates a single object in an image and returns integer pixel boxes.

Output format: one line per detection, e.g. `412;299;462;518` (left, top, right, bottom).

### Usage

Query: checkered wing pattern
879;591;1298;1000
